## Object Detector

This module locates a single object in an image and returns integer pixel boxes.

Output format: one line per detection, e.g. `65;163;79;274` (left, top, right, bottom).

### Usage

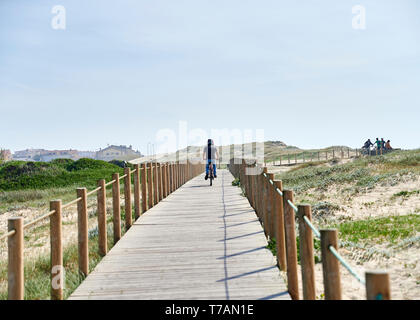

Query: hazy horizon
1;1;419;153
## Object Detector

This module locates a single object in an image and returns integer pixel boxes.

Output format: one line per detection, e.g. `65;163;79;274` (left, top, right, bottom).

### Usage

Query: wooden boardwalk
69;169;290;300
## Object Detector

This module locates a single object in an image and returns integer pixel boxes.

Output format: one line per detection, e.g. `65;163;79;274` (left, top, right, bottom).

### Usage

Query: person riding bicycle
362;139;373;150
203;139;219;180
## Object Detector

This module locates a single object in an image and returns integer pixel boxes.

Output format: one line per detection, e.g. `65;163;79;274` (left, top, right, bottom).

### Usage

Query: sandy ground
1;159;418;299
0;196;120;261
280;240;420;300
267;161;420;300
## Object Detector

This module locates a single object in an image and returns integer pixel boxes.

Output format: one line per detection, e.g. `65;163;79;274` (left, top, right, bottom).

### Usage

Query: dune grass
0;226;116;300
275;149;420;193
0;158;124;191
334;214;420;245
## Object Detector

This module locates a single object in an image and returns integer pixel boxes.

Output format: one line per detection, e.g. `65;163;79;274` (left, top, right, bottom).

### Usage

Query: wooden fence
0;160;205;300
229;158;391;300
266;147;359;166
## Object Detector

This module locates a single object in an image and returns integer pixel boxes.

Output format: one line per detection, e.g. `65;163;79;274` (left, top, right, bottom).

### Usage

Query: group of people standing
363;138;392;151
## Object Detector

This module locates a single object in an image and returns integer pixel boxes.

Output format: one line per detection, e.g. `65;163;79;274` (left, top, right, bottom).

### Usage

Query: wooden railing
229;158;391;300
0;160;205;300
266;147;359;166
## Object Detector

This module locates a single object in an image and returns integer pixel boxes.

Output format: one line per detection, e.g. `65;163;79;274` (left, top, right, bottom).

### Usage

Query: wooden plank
69;170;290;300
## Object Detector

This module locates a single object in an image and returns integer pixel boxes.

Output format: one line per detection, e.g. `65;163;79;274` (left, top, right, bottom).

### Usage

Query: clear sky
1;0;419;154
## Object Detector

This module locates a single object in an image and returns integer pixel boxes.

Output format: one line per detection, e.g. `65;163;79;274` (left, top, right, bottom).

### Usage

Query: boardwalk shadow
259;291;289;300
219;219;259;229
216;246;266;259
219;230;264;242
216;266;277;282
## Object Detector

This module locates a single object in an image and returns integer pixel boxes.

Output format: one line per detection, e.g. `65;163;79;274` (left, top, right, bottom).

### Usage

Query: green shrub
232;178;240;186
66;158;116;171
0;159;123;191
336;214;420;244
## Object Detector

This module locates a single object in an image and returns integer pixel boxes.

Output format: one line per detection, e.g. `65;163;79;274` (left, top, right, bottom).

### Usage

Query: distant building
78;151;96;159
11;146;143;162
96;145;143;161
13;148;82;162
39;150;79;162
0;149;12;161
13;149;46;161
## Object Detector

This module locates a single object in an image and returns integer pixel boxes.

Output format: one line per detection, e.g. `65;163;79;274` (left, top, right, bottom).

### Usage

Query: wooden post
297;205;316;300
147;163;153;208
169;163;173;193
97;179;107;256
274;180;287;272
318;152;320;161
283;190;299;300
166;163;170;197
247;163;254;208
320;229;341;300
333;149;335;159
176;162;180;189
162;163;167;198
180;163;183;185
169;162;172;190
160;163;164;199
251;164;257;210
141;163;147;213
267;173;275;239
157;163;162;201
8;217;24;300
177;162;180;189
124;167;132;230
252;164;258;211
262;167;268;235
173;162;176;190
133;164;141;219
256;164;263;220
153;162;159;204
167;163;171;193
365;271;391;300
50;200;63;300
76;188;89;277
112;173;121;244
326;151;328;160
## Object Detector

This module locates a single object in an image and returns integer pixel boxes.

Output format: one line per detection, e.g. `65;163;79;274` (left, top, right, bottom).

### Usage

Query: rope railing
104;179;116;187
328;245;365;285
1;160;206;300
302;215;321;239
264;147;360;167
263;161;373;288
229;157;391;300
23;210;56;229
0;229;16;242
62;197;83;209
86;186;102;197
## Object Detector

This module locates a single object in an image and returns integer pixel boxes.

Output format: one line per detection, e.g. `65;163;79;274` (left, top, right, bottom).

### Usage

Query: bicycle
208;161;214;186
